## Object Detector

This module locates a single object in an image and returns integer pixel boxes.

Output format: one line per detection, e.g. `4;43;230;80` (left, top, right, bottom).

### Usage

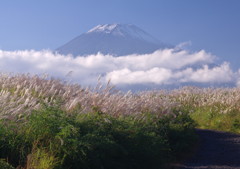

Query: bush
190;107;240;133
0;105;196;169
0;159;14;169
0;121;30;167
167;111;197;154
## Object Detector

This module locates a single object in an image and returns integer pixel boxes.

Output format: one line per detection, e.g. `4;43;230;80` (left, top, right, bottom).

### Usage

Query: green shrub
190;107;240;133
168;111;197;154
0;105;197;169
26;147;60;169
0;159;14;169
0;121;30;167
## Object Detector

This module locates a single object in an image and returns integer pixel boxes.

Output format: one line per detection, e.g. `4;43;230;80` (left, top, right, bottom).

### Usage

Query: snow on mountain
56;24;171;56
87;24;158;43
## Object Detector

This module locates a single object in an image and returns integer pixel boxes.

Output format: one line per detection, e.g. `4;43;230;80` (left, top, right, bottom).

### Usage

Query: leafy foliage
5;74;240;168
0;159;14;169
0;105;196;169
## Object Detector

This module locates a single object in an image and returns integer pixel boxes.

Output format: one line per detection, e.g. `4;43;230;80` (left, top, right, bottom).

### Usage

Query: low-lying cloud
0;49;237;87
106;62;234;85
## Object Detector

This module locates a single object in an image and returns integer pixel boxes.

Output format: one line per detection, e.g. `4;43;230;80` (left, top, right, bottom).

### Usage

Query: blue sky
0;1;239;51
0;0;240;87
1;1;240;52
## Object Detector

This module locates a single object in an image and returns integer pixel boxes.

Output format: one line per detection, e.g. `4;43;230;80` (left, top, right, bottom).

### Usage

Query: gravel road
172;129;240;169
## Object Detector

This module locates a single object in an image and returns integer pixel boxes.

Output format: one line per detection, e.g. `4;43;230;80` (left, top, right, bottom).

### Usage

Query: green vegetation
173;87;240;133
0;105;196;169
190;107;240;133
3;74;240;168
0;159;14;169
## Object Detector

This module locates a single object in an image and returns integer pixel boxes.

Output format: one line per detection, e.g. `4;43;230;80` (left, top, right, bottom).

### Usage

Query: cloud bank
0;49;237;87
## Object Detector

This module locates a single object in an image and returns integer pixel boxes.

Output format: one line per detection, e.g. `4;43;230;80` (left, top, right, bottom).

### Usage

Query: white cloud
0;49;237;87
114;49;214;70
106;68;172;85
186;62;234;83
106;63;234;85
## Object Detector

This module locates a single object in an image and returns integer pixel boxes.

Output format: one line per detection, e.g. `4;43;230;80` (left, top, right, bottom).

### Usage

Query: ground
172;129;240;169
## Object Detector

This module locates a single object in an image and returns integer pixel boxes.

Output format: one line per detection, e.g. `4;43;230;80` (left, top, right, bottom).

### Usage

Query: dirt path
172;129;240;169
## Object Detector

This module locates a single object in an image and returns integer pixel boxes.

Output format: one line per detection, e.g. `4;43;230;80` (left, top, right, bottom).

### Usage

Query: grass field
0;74;239;168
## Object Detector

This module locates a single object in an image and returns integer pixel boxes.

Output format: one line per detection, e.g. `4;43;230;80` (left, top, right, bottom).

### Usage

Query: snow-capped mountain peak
87;24;119;34
87;24;158;43
56;23;170;56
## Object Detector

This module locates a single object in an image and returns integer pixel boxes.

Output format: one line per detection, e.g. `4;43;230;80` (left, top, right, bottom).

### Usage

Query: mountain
56;24;170;56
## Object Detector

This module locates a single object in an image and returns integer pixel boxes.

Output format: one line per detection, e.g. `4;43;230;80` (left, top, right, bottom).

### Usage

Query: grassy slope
0;105;196;169
1;75;240;168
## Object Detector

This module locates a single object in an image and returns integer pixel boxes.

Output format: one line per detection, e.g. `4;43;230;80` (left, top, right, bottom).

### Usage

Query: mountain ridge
56;24;170;56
